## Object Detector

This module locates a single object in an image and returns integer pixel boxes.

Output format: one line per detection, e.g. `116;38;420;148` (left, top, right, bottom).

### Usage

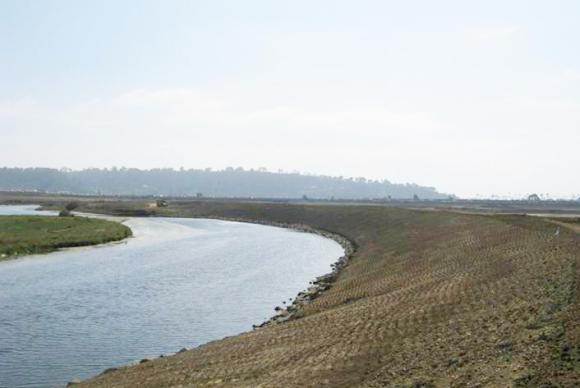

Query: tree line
0;167;449;200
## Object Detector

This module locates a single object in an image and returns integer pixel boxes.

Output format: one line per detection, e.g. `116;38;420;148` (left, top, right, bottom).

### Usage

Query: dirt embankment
34;200;580;387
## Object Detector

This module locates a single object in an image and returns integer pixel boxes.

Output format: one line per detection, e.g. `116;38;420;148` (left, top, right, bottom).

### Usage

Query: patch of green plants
0;215;132;260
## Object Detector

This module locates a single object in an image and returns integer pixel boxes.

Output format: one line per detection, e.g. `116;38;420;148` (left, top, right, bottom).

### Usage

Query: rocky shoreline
253;223;355;328
199;217;356;329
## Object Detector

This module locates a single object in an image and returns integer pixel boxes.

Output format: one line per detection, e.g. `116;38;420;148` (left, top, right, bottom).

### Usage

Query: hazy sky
1;1;579;198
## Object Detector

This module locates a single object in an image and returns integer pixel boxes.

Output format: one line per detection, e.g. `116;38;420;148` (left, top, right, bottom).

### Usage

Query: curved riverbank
204;218;356;328
69;216;354;382
73;200;580;387
94;210;357;329
0;206;344;388
51;204;356;330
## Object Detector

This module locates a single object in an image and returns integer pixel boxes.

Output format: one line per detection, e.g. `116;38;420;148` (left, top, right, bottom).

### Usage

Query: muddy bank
250;222;355;328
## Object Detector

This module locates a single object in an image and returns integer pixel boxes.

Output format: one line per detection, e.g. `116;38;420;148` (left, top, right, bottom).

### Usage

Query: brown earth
1;196;577;387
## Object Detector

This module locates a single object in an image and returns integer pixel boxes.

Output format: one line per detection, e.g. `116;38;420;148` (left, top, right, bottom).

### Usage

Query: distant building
527;193;541;201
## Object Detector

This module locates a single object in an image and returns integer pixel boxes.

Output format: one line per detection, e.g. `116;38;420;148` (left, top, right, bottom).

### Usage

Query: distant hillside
0;167;449;199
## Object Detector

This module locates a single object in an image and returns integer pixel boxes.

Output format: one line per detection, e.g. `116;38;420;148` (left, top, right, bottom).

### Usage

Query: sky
1;0;579;199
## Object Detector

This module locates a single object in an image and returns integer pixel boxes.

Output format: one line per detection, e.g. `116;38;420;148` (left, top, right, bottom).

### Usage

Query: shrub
59;209;72;217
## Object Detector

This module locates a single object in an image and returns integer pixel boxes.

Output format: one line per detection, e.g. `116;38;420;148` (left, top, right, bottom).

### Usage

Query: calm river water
0;205;343;387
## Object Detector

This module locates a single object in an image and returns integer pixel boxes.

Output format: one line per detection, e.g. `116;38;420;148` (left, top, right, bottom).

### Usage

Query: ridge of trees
0;167;449;199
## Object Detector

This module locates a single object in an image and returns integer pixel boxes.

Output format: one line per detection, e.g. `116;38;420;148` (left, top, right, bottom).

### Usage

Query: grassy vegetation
0;215;132;259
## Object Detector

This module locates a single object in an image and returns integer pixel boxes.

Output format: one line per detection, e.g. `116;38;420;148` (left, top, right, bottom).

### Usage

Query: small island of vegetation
0;215;132;260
